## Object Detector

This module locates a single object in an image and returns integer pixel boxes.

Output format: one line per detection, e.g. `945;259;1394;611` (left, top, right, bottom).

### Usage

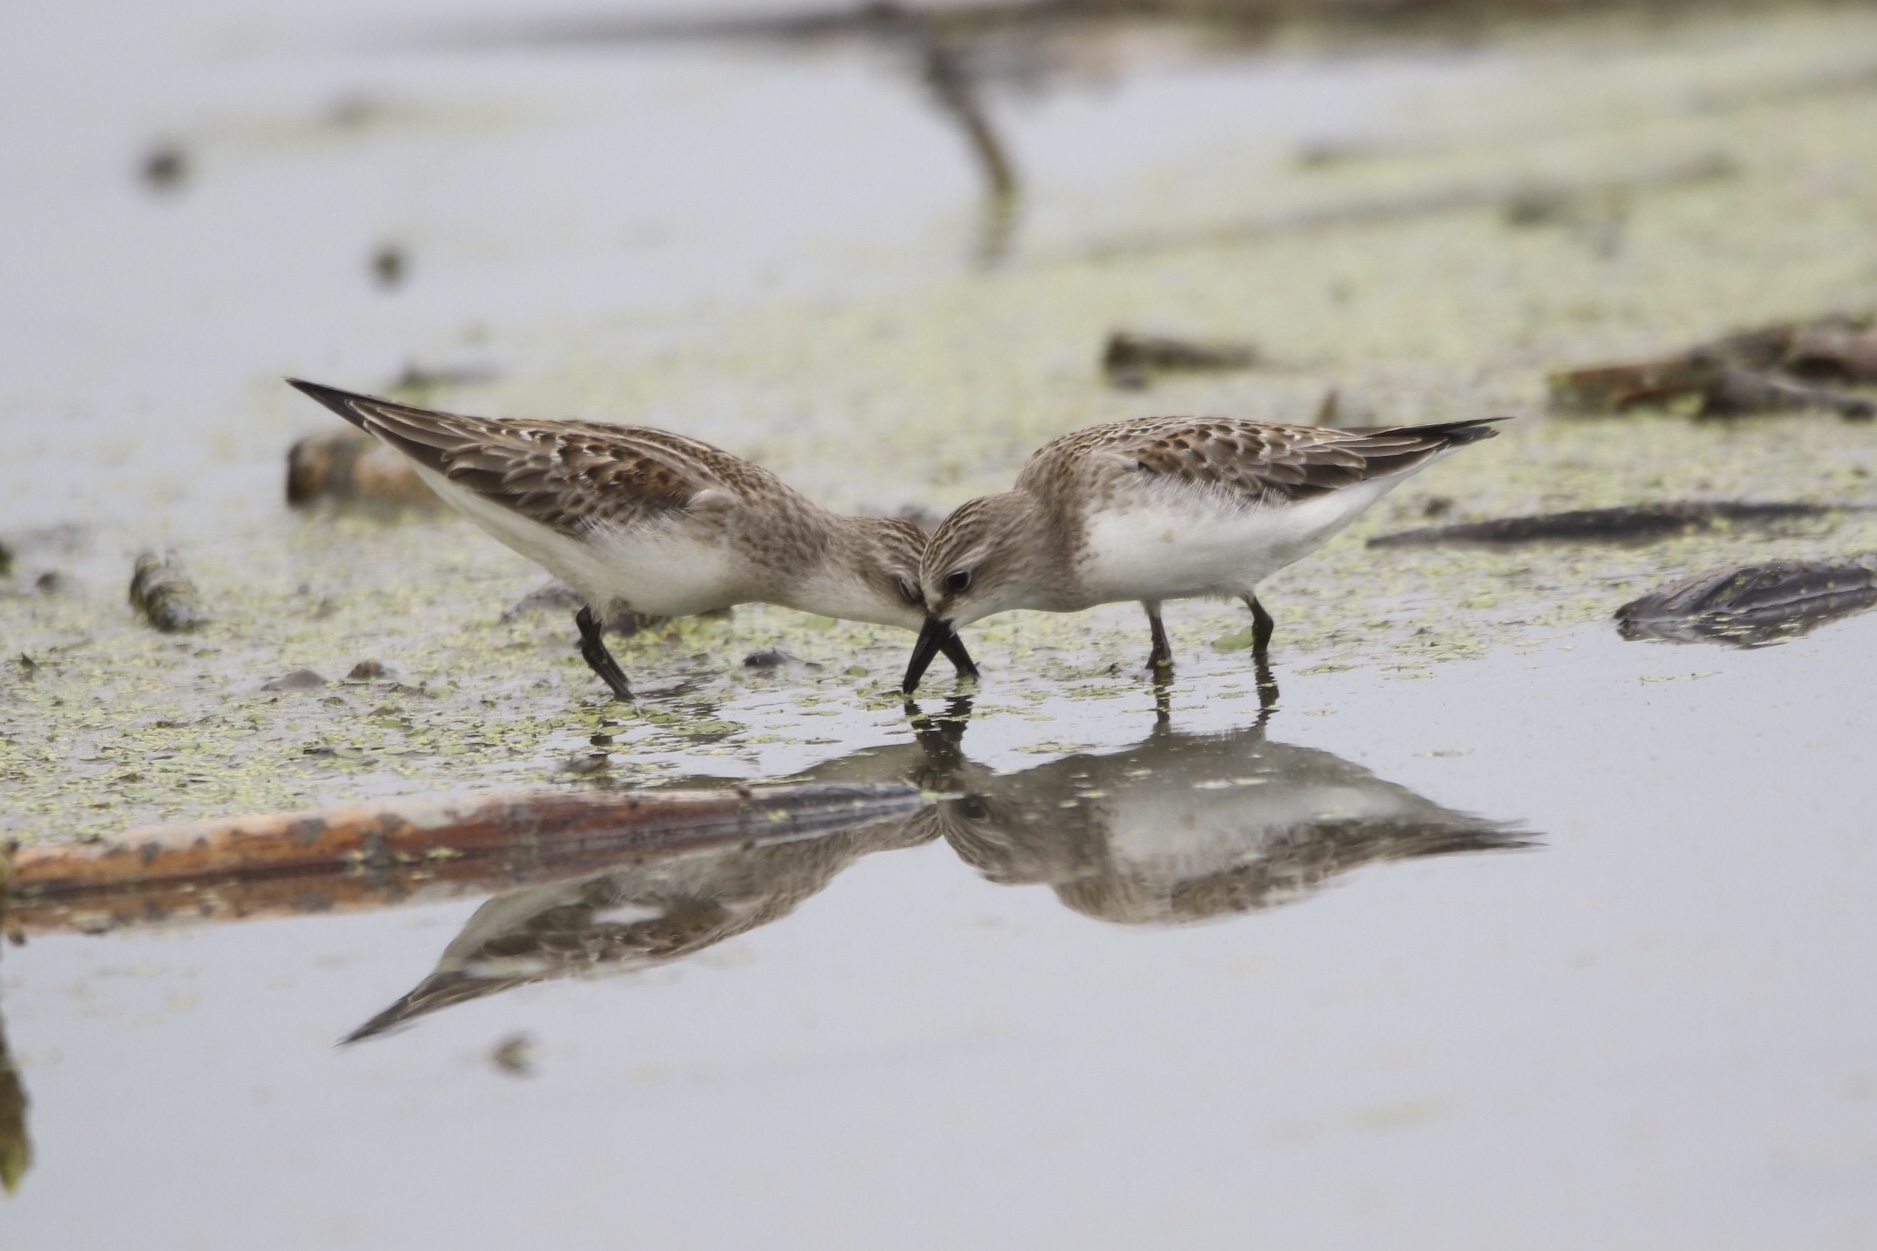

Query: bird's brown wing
288;379;767;535
1019;415;1502;507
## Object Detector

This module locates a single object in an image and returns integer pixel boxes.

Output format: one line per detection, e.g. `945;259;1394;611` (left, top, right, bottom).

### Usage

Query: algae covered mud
3;0;1877;1247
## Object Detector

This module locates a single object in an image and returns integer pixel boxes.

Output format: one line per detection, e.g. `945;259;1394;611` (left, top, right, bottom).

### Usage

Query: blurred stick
908;18;1023;265
917;31;1017;201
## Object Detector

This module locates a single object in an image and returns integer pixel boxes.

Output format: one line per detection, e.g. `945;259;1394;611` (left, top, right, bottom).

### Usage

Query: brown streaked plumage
287;380;976;700
903;414;1504;693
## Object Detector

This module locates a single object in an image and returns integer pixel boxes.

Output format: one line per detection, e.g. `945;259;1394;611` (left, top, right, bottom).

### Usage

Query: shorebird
902;414;1502;692
287;380;977;700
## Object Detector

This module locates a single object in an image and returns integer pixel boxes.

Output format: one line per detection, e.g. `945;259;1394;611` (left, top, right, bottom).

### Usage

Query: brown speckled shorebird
288;380;976;700
903;414;1503;692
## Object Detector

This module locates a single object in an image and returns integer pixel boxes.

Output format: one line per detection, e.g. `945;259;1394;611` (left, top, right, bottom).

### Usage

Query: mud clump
1616;555;1877;647
128;551;207;632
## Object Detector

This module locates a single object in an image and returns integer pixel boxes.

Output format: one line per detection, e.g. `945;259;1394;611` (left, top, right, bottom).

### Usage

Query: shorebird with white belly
288;380;977;700
901;414;1503;693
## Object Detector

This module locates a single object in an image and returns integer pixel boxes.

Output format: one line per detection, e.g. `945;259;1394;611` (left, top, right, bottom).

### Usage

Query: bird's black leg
1242;595;1279;711
1246;594;1275;660
1144;601;1173;674
575;606;634;702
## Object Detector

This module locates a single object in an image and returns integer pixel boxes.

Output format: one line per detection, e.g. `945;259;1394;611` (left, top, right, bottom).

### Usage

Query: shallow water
4;0;1877;1245
8;619;1877;1247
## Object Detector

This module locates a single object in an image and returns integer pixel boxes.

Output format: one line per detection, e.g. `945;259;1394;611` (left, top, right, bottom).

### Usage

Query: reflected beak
903;613;958;693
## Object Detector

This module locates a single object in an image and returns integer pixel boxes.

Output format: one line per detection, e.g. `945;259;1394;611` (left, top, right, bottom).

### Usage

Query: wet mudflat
4;0;1877;1246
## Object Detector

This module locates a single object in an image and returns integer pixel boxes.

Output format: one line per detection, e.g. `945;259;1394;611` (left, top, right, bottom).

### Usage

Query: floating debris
371;243;407;289
1368;501;1854;548
1616;555;1877;647
128;551;207;632
285;429;442;511
1102;331;1258;389
262;668;329;692
489;1034;535;1076
139;142;188;191
1551;315;1877;419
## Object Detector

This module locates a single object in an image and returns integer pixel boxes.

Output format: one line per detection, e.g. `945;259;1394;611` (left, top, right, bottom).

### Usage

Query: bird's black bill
937;628;979;681
903;613;957;693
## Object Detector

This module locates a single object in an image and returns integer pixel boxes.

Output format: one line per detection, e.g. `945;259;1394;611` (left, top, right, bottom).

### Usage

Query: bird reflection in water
919;703;1530;925
342;801;935;1042
346;700;1529;1040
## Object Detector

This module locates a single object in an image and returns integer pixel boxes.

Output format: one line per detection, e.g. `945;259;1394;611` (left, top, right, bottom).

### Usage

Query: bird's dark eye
958;797;991;821
946;569;972;593
895;576;922;605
